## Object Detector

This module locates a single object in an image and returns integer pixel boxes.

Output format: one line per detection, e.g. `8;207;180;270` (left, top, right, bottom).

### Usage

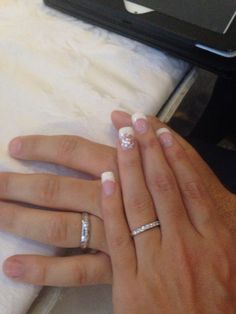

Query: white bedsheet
0;1;189;313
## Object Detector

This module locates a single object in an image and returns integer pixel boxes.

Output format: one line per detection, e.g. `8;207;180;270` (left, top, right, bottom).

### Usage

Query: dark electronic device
44;0;236;78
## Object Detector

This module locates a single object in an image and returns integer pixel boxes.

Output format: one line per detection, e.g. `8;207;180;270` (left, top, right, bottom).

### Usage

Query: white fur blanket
0;1;189;313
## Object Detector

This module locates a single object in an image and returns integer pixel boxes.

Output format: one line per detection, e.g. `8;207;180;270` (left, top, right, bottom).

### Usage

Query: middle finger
117;127;160;261
131;113;191;236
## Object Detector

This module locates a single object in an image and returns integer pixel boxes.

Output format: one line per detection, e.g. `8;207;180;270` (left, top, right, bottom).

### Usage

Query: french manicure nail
9;138;22;156
156;128;173;148
4;260;25;278
102;172;115;196
132;112;148;134
119;127;136;150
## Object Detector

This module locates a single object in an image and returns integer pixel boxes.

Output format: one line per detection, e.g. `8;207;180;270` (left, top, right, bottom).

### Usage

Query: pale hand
1;111;235;288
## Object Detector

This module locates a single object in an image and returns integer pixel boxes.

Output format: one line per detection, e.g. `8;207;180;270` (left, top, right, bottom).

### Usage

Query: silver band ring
131;220;160;237
80;212;90;249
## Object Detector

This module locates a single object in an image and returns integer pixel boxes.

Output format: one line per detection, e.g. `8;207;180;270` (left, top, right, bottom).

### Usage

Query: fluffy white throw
0;1;189;313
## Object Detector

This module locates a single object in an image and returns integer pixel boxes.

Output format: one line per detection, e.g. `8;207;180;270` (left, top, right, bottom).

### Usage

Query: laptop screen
131;0;236;34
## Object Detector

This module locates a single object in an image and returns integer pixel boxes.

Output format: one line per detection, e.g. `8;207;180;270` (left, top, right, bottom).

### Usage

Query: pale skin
0;110;236;291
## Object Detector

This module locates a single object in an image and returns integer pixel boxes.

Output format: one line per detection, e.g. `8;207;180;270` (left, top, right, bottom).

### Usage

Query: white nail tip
156;128;171;137
119;127;134;139
131;112;147;124
101;172;115;184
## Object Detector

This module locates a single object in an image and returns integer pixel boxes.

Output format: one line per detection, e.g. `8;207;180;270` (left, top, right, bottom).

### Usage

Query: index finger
9;135;118;178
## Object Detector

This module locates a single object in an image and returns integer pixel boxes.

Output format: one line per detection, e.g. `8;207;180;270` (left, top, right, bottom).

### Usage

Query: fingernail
3;260;25;278
119;127;136;150
102;172;115;196
114;110;130;118
132;112;148;134
9;138;22;156
156;128;173;148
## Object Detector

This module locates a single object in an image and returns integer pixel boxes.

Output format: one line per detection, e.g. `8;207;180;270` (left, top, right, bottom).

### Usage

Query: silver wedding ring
80;212;90;249
131;220;160;237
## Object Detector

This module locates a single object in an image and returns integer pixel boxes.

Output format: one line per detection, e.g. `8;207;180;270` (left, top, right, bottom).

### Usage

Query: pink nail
115;111;130;118
156;128;173;148
3;260;25;278
132;113;148;134
102;172;115;196
9;138;22;156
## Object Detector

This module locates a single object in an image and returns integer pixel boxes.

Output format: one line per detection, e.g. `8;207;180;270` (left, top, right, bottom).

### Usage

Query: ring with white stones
80;212;90;249
131;220;160;237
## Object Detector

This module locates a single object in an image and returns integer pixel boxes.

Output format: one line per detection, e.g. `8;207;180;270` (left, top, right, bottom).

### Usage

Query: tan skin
101;115;236;314
0;111;236;291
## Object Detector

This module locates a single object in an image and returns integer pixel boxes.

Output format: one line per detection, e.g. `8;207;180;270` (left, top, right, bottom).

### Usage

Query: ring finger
117;127;160;261
0;202;107;253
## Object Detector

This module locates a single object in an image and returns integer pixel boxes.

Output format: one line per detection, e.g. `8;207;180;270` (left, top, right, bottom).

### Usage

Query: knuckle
39;176;60;204
169;146;186;162
25;137;38;156
168;207;186;222
105;149;118;172
174;239;195;271
151;172;175;193
182;181;207;201
121;156;139;170
36;264;48;285
110;234;130;250
0;202;14;229
128;195;153;216
45;215;68;244
73;264;88;286
0;173;11;196
56;136;79;163
160;205;186;224
148;116;160;128
141;136;158;151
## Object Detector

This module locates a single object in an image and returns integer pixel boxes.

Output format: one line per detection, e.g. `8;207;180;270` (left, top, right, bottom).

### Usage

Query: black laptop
44;0;236;78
